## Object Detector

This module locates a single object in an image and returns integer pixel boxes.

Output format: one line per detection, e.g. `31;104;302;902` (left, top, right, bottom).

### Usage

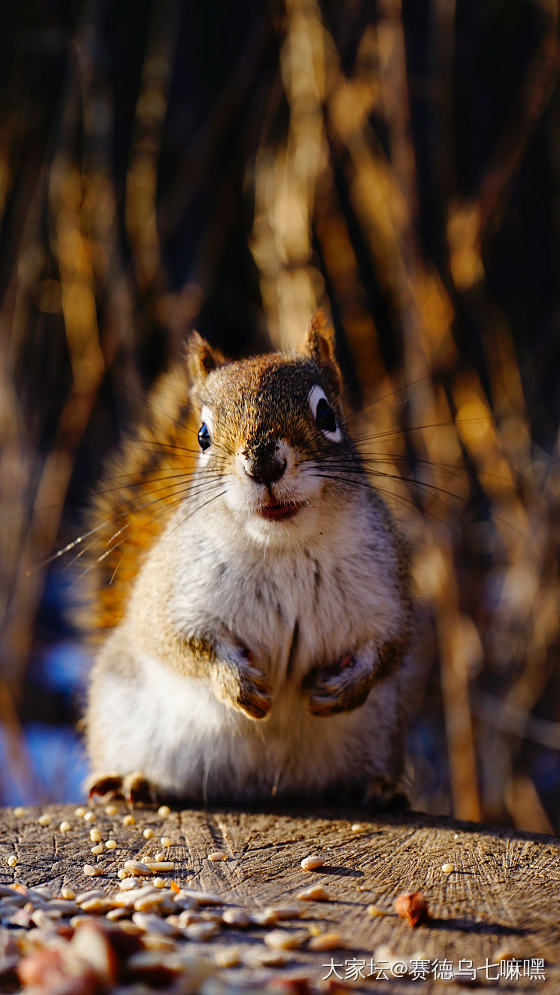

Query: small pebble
158;805;171;817
59;821;71;833
301;854;324;871
122;814;135;826
441;863;454;874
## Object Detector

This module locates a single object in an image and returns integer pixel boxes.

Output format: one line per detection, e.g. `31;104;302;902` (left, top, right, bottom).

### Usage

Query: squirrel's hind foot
87;771;161;806
362;776;410;813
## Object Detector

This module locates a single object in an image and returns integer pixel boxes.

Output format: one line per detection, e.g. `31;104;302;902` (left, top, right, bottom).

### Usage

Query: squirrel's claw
303;653;375;717
87;771;161;806
87;773;125;802
213;655;272;720
362;776;410;812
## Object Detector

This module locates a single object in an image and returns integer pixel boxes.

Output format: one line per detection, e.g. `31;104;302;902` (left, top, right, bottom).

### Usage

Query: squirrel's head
185;313;359;545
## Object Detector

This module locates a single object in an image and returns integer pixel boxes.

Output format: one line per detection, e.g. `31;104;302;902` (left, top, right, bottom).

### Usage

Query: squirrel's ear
185;331;223;388
302;311;343;397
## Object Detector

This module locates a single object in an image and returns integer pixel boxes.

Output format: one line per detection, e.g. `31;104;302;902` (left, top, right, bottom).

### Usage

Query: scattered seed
74;807;86;818
106;908;128;921
441;863;454;874
350;822;369;832
119;877;141;891
89;829;102;843
158;805;171;817
160;837;172;847
132;912;178;936
104;804;118;816
153;877;166;889
264;905;303;921
124;860;152;877
215;946;241;968
37;814;51;826
105;840;117;850
76;889;108;904
309;931;345;951
153;851;166;863
80;897;116;914
90;844;104;856
122;815;135;826
61;888;75;900
222;909;250;928
83;811;96;823
117;869;128;879
14;807;26;817
296;885;331;901
7;856;17;868
265;929;308;951
143;828;154;839
83;865;102;877
300;854;324;871
59;821;71;833
145;861;175;873
250;910;279;927
207;851;227;862
367;905;387;917
185;921;220;942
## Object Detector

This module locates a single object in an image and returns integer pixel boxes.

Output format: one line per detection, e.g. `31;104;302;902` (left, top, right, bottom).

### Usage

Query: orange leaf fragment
394;890;429;927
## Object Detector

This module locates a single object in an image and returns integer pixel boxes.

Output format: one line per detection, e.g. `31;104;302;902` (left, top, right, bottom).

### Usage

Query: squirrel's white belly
99;647;398;800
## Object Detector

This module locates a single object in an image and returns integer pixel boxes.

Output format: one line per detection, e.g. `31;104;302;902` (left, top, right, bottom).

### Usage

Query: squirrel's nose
242;439;286;485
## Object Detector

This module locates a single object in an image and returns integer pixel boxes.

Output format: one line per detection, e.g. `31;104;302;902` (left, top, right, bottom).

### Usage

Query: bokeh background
1;0;559;832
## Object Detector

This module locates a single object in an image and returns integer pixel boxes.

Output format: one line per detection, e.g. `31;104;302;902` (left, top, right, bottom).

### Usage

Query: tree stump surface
1;803;559;993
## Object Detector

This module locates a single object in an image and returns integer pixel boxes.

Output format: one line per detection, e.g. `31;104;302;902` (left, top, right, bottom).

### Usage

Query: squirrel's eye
308;385;342;442
315;397;337;434
198;423;211;451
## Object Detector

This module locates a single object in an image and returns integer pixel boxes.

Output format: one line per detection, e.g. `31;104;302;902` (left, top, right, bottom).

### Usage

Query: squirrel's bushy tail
75;364;198;643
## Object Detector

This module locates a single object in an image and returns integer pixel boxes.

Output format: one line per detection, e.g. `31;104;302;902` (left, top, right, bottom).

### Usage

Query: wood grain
1;803;559;992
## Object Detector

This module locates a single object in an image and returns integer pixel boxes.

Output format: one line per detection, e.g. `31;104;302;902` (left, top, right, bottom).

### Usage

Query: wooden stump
1;803;559;992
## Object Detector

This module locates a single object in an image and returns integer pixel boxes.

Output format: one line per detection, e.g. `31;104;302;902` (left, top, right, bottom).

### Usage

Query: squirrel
82;313;420;809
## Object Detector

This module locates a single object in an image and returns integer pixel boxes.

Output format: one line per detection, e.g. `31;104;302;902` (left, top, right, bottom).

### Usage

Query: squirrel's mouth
257;501;302;522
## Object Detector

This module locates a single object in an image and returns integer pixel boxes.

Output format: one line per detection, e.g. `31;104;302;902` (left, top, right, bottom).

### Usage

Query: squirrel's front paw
303;651;378;717
214;649;271;720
